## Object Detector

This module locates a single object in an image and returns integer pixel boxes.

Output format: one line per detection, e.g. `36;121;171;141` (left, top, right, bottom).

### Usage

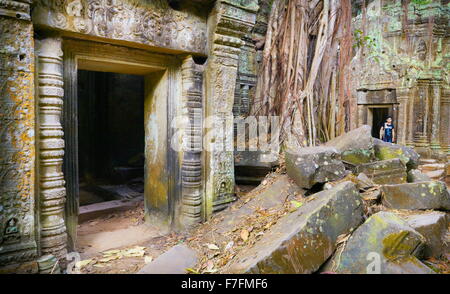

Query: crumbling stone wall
351;0;449;160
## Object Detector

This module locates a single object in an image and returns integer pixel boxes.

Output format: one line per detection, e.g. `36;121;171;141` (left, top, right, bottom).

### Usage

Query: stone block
407;169;431;183
381;181;450;211
217;174;303;233
356;158;407;185
285;146;346;189
373;138;420;170
325;125;375;165
138;245;197;274
398;211;449;259
223;182;364;274
323;211;434;274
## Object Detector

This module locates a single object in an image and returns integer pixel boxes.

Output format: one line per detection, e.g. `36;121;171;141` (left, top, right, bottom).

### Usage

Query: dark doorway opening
371;107;389;139
77;70;145;208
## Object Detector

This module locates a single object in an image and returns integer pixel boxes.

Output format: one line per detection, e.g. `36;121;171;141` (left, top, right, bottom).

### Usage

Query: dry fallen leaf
75;259;94;269
225;241;234;251
99;255;121;263
206;243;220;250
240;229;249;241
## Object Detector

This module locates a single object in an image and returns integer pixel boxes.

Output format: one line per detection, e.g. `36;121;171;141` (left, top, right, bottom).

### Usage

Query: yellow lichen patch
382;231;415;260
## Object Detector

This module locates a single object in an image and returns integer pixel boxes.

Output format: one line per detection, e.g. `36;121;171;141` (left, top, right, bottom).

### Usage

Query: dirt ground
75;201;186;274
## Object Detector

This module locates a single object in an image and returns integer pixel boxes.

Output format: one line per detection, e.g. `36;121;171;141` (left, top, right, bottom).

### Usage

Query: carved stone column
441;88;450;157
413;80;430;148
0;0;38;271
36;36;67;266
180;56;204;227
204;0;258;218
429;80;442;151
396;87;410;145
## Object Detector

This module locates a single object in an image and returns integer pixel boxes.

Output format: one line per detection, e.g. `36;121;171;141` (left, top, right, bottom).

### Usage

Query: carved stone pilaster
204;0;257;217
441;88;450;156
180;56;204;226
396;87;410;145
0;0;37;267
36;36;67;266
413;80;431;148
430;80;442;151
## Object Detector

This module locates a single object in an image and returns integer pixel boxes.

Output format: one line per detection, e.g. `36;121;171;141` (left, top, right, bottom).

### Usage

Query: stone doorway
77;70;145;209
369;107;390;139
61;39;182;251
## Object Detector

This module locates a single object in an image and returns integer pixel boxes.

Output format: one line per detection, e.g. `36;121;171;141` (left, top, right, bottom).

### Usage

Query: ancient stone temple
0;0;449;275
351;0;449;161
0;0;259;273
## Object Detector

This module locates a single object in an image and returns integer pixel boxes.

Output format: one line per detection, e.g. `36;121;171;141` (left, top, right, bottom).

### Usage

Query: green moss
382;231;415;260
342;149;374;165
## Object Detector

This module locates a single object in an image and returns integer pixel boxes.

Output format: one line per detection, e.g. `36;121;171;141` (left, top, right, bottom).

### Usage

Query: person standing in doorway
380;116;395;143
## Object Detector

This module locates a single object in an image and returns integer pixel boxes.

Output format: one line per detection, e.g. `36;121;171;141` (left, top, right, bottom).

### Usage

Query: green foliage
353;29;377;51
410;0;432;6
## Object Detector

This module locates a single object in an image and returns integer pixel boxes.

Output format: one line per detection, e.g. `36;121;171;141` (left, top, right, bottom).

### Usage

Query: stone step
423;169;446;181
419;158;438;165
78;196;143;223
137;245;197;274
420;163;446;172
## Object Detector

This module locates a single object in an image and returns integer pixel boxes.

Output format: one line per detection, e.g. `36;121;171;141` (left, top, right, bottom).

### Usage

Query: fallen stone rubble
145;125;449;274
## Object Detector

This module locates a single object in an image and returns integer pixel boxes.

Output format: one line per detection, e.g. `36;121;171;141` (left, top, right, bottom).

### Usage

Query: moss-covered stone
381;181;450;210
407;169;431;183
325;125;375;165
397;211;449;259
373;139;420;170
322;211;434;274
356;158;407;185
223;182;364;274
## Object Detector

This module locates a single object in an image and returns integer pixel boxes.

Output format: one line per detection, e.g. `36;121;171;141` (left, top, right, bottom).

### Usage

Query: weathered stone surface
33;0;208;54
419;163;447;181
356;173;376;190
373;138;420;170
325;125;375;165
223;182;364;274
323;211;434;274
138;245;197;274
285;147;346;189
382;181;450;211
234;151;278;184
0;6;38;266
407;169;431;183
356;158;407;185
397;211;449;259
217;174;302;233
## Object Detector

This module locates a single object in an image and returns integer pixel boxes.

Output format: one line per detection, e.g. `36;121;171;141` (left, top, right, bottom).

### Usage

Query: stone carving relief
204;0;257;216
2;218;20;244
180;56;204;226
0;0;37;266
416;39;427;61
33;0;207;54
